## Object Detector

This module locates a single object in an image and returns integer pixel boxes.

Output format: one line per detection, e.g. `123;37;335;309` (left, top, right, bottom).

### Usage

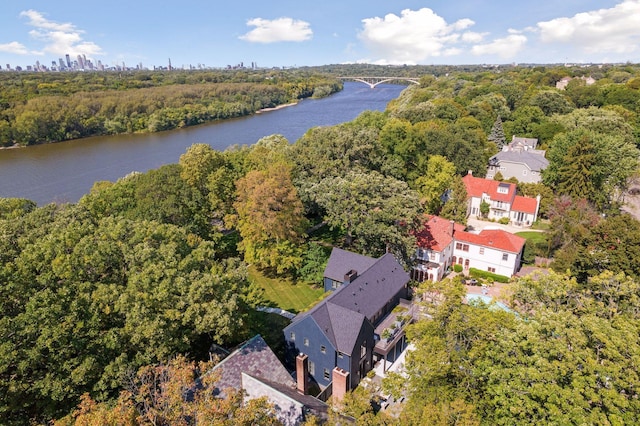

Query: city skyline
1;1;639;70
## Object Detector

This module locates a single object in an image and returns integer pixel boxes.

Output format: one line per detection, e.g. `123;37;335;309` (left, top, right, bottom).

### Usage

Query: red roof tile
462;174;516;203
414;215;465;251
454;229;526;253
512;195;538;214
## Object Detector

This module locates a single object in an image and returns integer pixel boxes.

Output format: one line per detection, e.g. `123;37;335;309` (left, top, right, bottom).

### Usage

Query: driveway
465;216;543;234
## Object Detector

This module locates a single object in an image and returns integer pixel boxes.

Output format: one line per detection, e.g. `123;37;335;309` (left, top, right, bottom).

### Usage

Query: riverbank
255;102;298;113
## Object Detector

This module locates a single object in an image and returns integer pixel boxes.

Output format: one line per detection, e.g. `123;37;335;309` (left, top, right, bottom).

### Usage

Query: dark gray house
322;247;377;292
284;250;410;399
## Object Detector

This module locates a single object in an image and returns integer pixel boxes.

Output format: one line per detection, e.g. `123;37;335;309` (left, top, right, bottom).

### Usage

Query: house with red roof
462;172;540;227
452;228;526;277
412;215;526;281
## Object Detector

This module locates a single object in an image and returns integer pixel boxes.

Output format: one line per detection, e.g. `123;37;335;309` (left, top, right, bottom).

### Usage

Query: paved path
466;217;544;234
256;306;296;320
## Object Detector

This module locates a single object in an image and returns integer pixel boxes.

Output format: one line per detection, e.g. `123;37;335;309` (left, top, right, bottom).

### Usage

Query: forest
2;63;640;424
0;69;341;146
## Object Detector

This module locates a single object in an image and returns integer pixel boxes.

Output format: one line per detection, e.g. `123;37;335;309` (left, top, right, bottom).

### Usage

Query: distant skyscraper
65;54;71;68
77;54;85;70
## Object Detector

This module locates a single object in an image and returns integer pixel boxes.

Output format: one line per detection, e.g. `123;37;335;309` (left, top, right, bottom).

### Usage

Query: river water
0;82;404;205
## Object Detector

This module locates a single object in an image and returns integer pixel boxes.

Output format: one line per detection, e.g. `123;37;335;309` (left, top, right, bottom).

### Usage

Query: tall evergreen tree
488;116;506;150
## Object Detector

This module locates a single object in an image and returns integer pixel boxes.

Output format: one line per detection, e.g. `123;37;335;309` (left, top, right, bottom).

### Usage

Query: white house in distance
463;172;540;227
412;215;526;282
486;136;549;184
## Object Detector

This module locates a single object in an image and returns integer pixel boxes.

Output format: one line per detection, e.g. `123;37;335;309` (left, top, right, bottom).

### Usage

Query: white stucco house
412;215;526;282
463;172;540;227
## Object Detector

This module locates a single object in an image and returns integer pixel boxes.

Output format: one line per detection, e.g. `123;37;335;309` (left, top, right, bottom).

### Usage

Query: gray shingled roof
323;247;377;283
291;251;409;355
207;335;295;396
490;150;549;172
329;253;408;321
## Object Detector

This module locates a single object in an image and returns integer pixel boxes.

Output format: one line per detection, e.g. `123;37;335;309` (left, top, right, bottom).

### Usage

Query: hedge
468;267;510;283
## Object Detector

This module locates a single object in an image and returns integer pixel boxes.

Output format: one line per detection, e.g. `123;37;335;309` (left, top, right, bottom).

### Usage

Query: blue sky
1;0;638;69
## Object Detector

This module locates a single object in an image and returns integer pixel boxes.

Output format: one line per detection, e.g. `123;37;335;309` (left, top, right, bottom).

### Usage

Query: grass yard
248;265;325;314
515;231;548;244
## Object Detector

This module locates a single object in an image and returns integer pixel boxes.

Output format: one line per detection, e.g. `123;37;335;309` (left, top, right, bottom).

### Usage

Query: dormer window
497;183;510;194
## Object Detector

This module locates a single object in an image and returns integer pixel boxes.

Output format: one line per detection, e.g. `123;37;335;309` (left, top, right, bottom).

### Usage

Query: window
309;361;315;375
488;267;496;273
479;247;485;255
290;332;295;341
324;368;330;380
429;252;436;261
502;253;508;261
455;243;469;252
303;338;309;347
320;345;326;354
361;342;367;359
523;170;528;176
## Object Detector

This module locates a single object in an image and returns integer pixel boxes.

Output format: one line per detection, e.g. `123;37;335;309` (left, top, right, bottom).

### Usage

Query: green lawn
248;266;325;314
515;231;548;244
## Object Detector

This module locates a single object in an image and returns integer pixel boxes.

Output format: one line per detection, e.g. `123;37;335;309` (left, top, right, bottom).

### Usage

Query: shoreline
0;102;301;149
255;102;298;113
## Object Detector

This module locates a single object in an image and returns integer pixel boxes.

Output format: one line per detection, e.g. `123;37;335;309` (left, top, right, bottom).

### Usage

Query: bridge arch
338;76;420;88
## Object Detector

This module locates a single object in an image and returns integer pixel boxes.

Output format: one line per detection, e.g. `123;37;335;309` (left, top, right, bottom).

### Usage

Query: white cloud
537;0;640;55
0;41;30;55
19;9;103;57
240;17;312;43
357;8;479;64
471;34;527;59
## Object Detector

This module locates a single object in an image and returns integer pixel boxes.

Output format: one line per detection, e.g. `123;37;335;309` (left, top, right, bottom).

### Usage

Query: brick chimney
332;367;350;403
449;220;455;237
296;354;309;395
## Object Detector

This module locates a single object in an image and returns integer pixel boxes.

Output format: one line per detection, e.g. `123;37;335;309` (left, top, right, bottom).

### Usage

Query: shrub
469;267;510;283
498;217;510;225
453;264;463;273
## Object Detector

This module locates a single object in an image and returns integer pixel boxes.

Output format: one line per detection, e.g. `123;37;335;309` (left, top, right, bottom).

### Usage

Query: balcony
374;300;418;353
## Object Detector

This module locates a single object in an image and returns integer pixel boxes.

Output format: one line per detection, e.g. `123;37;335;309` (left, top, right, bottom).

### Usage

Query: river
0;82;405;205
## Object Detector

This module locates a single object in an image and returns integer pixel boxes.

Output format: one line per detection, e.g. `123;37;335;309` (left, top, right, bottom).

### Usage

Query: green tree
487;116;506;150
414;155;457;214
311;170;421;263
439;176;468;225
179;143;225;193
231;162;308;275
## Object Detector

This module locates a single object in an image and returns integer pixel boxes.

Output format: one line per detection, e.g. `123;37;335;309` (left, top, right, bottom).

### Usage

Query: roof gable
414;215;465;251
323;247;377;283
455;229;526;253
326;303;367;354
462;174;516;203
329;253;409;320
490;150;549;172
512;195;538;214
208;335;294;396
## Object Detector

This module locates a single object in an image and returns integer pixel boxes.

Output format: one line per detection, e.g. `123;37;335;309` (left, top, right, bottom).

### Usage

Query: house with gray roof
323;247;377;292
206;334;330;425
486;135;549;183
284;250;410;400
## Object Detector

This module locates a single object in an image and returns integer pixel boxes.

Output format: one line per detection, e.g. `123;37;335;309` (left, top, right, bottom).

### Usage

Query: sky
1;0;639;70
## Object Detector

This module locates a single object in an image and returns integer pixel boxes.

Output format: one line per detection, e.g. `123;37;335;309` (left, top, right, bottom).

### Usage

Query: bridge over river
337;76;420;89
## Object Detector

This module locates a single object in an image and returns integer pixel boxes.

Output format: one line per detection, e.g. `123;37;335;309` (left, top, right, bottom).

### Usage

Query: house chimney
344;269;357;284
296;354;309;395
332;367;350;403
449;220;455;237
467;170;473;176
